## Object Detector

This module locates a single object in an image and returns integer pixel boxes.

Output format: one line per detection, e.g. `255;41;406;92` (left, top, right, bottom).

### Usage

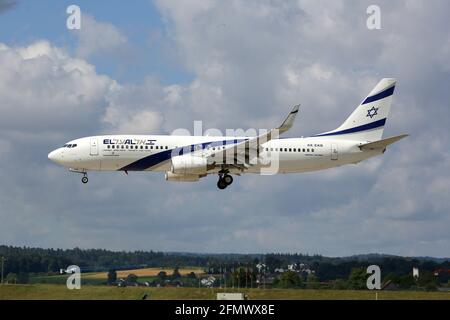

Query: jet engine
165;172;200;182
171;155;208;175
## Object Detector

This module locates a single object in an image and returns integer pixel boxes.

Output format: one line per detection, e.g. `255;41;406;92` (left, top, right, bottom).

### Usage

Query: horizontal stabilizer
359;134;408;151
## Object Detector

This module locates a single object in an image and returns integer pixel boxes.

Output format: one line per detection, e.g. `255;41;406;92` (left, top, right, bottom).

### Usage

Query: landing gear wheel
82;176;88;184
217;179;227;190
223;174;233;185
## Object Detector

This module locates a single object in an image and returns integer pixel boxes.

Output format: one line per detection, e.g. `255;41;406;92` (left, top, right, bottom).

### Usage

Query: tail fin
316;78;396;141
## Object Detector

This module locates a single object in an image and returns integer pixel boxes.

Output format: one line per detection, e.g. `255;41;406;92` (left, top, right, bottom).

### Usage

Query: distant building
413;267;419;279
201;276;216;287
256;263;266;272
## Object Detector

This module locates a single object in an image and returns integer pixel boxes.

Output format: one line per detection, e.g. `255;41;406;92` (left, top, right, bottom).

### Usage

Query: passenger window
293;148;296;152
307;148;310;152
275;148;278;151
312;148;314;152
289;148;292;152
165;146;168;150
121;145;124;149
302;148;305;152
107;145;110;149
150;146;153;149
156;146;159;149
270;148;273;151
126;145;129;149
145;146;148;150
284;148;287;152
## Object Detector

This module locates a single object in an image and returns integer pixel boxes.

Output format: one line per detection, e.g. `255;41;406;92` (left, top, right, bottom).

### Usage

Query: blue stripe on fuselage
119;138;248;171
314;118;386;137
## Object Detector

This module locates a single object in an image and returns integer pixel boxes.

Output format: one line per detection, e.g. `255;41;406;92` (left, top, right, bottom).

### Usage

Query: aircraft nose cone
48;150;59;162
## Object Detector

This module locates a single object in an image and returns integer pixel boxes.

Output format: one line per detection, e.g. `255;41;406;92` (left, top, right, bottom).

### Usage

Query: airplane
48;78;408;189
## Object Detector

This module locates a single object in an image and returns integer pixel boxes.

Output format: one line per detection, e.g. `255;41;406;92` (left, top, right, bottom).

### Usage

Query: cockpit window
63;144;78;148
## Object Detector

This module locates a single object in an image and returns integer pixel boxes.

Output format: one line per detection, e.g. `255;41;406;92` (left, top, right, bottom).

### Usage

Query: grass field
27;267;204;285
1;284;449;300
83;267;204;279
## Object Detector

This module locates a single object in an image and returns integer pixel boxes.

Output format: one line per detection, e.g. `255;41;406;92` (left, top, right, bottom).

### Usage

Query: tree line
0;245;448;287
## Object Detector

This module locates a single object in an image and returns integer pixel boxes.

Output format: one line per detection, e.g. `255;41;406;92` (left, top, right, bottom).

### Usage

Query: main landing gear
217;173;233;190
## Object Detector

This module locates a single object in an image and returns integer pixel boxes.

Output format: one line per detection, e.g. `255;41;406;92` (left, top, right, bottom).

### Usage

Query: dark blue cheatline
314;118;387;137
119;138;248;171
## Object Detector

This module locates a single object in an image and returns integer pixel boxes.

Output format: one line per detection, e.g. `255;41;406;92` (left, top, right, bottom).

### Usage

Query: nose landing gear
69;168;89;184
217;173;233;190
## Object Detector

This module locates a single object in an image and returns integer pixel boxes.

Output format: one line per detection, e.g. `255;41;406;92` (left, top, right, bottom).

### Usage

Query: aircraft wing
359;134;408;151
206;105;300;168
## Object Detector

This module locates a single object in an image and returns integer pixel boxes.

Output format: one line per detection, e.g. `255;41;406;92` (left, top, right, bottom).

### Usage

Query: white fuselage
47;78;404;188
48;135;381;175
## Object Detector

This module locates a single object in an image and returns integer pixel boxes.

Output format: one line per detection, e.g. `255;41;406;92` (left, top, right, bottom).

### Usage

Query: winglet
277;104;300;134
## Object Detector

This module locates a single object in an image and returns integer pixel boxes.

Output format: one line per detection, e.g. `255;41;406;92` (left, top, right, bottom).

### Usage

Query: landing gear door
90;138;99;156
331;143;338;160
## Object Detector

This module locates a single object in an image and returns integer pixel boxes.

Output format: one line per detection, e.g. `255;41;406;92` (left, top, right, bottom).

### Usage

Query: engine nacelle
165;172;200;182
171;155;207;175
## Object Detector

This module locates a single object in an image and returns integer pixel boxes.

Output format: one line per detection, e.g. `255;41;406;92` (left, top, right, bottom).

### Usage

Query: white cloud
74;14;128;58
1;2;450;256
104;109;163;134
0;40;114;135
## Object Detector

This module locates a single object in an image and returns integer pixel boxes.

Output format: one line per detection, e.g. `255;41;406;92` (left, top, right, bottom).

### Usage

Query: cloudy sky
0;0;449;257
